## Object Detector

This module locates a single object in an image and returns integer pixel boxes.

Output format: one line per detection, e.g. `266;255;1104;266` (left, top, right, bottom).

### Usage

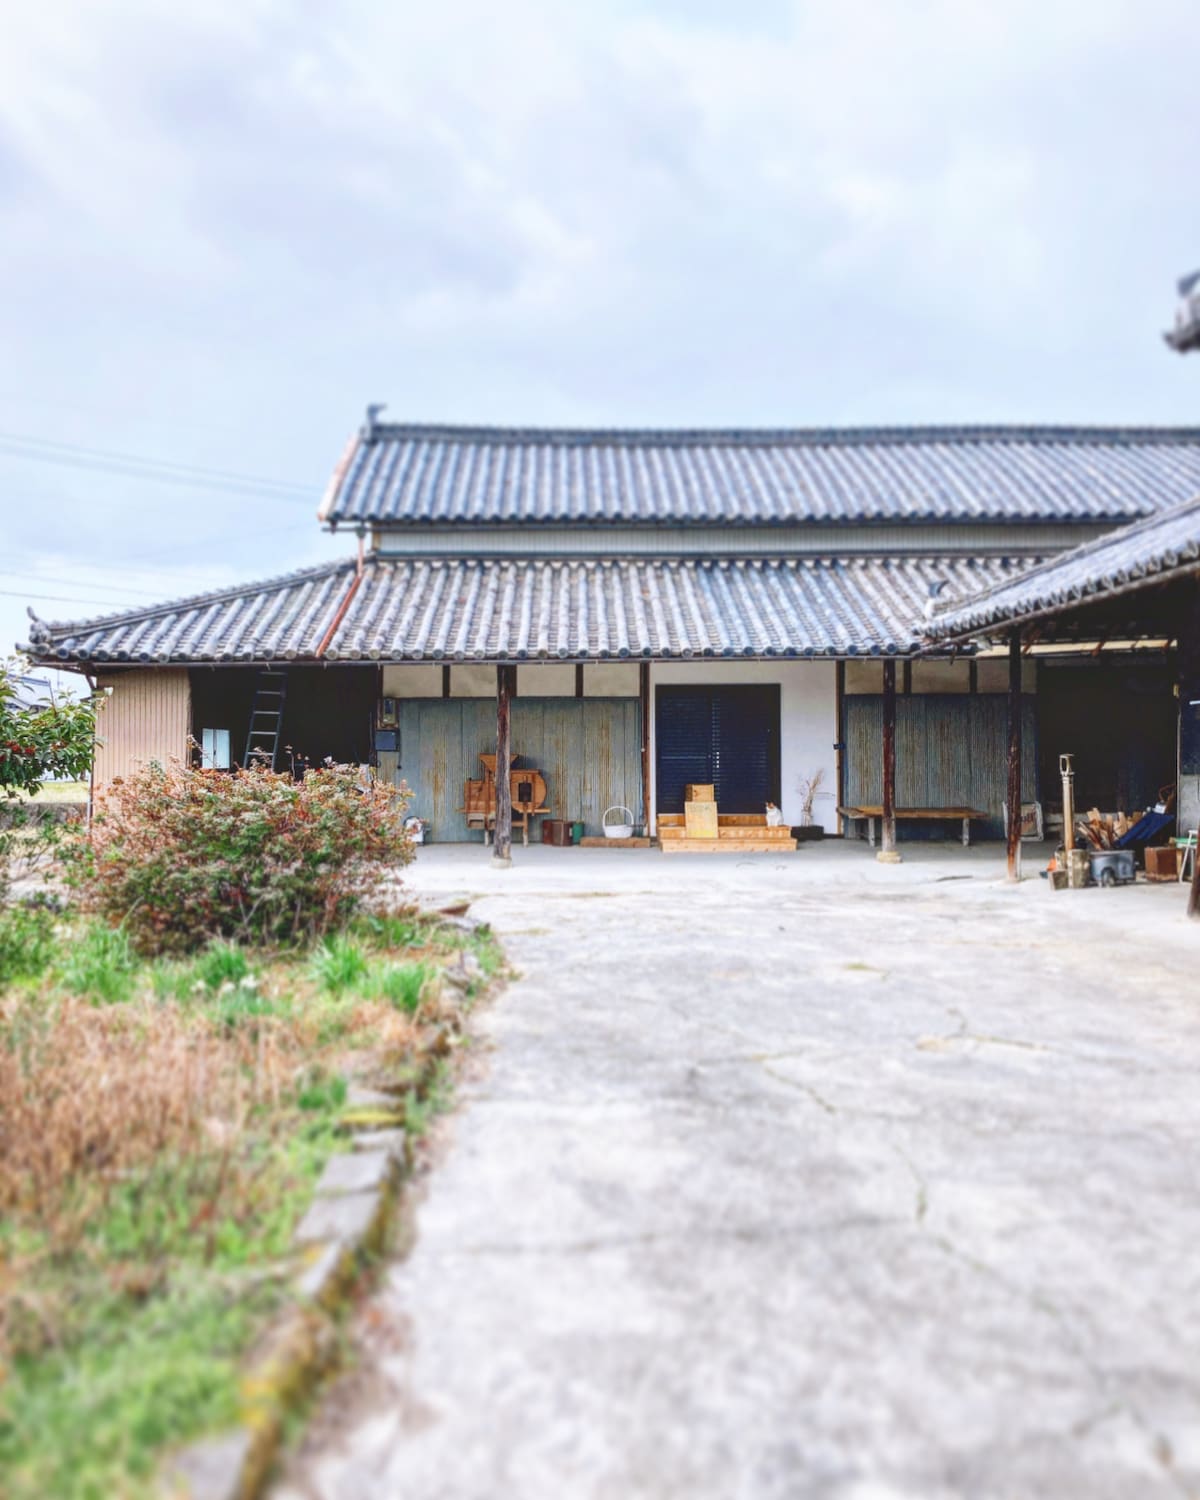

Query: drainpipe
315;533;366;660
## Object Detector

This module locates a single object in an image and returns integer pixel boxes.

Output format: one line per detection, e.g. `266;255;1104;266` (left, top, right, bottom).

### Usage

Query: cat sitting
765;801;785;827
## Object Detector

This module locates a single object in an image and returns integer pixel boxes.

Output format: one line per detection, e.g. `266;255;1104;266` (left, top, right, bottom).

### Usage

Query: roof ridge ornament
362;403;388;441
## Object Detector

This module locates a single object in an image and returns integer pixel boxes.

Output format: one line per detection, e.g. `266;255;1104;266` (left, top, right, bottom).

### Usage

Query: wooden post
639;662;651;835
1183;584;1200;920
492;664;514;867
878;658;900;862
1006;631;1023;882
834;660;846;836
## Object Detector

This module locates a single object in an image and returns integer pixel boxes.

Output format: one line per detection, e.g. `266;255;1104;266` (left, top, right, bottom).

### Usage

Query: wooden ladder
242;669;288;770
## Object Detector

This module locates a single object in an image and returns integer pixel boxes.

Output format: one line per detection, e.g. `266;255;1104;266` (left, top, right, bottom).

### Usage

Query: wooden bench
837;806;989;848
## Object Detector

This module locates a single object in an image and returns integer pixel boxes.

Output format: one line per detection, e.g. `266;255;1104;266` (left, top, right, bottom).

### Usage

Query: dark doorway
1037;658;1176;815
655;684;780;814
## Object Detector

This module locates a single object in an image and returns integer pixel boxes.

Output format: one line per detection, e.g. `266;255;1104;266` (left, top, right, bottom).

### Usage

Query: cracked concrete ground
275;843;1200;1500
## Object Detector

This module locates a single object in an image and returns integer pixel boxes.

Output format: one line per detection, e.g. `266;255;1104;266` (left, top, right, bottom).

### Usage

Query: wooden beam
442;664;451;698
1006;631;1023;882
968;658;978;695
575;663;585;698
879;659;899;861
834;659;846;836
902;659;912;694
639;661;651;834
492;664;515;867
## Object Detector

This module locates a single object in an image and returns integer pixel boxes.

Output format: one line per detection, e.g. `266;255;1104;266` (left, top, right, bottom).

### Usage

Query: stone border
160;1022;462;1500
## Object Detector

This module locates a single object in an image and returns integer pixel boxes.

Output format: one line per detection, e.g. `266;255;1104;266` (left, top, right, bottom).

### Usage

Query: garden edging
160;1031;450;1500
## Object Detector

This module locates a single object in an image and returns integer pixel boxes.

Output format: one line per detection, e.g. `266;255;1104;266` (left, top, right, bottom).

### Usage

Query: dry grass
0;997;289;1260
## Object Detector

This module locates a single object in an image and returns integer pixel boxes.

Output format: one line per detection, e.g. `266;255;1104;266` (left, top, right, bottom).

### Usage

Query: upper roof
23;553;1033;665
929;492;1200;641
320;421;1200;529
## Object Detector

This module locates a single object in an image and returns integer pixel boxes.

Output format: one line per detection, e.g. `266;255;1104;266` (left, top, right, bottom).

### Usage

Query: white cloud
0;0;1197;650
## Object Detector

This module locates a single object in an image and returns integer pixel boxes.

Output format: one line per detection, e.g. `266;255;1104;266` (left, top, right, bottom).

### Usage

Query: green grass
0;904;57;986
309;935;369;994
0;1279;281;1500
0;902;500;1496
194;940;252;991
56;922;138;1004
370;959;433;1015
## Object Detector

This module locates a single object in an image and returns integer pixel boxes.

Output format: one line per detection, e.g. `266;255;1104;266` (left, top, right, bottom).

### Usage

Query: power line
0;568;167;598
0;430;322;505
0;588;146;607
0;429;316;493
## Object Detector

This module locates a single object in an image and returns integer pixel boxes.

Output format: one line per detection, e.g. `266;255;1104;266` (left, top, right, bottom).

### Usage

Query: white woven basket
602;805;634;839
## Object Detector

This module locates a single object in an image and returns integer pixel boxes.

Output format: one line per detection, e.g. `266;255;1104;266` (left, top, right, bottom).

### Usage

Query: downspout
315;536;366;660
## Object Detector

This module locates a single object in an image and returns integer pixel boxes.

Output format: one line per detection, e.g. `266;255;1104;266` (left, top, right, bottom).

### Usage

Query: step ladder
242;670;288;770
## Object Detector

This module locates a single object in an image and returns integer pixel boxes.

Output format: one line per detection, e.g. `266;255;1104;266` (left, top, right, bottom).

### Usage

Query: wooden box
684;784;715;803
541;819;571;847
684;800;719;839
1144;845;1179;882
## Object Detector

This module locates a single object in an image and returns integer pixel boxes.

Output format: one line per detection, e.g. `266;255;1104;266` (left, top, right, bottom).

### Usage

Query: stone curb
159;1039;449;1500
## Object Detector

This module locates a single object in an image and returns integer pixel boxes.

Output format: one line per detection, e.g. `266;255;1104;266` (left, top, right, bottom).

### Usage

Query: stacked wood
1073;809;1130;850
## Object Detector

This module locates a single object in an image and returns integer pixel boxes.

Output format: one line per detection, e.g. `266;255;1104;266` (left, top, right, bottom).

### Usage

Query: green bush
0;903;57;988
64;761;413;956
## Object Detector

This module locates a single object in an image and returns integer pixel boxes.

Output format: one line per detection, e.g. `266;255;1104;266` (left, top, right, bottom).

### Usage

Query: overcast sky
2;0;1198;665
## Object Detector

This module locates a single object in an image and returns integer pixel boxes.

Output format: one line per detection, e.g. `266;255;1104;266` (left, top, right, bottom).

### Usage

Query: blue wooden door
655;685;780;814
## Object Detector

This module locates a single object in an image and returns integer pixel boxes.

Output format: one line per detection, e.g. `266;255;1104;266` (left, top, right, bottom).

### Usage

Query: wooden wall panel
845;693;1038;839
94;670;191;788
390;697;641;840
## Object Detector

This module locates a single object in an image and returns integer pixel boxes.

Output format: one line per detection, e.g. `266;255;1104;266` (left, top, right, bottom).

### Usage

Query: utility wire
0;429;317;495
0;588;150;607
0;568;167;598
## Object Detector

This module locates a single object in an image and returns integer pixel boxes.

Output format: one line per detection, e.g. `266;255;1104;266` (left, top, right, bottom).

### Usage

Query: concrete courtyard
277;841;1200;1500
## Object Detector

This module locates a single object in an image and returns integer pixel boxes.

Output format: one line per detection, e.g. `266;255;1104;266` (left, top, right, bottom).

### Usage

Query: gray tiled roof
929;493;1200;640
24;554;1036;665
24;559;358;665
322;423;1200;528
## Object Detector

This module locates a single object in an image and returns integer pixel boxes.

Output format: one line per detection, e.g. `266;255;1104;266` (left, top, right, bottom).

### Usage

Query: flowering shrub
66;760;412;955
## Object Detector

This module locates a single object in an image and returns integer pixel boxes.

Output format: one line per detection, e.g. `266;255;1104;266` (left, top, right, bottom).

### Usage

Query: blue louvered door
655;685;780;814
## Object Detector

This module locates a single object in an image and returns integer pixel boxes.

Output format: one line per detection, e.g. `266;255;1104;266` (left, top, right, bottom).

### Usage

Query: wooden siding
94;670;191;788
845;694;1038;839
380;697;643;840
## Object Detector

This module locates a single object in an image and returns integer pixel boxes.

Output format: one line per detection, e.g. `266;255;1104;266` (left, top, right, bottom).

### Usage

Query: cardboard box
684;784;715;803
684;800;719;838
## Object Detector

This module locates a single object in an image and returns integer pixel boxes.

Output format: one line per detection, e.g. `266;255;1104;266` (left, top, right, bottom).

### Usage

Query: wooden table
837;806;989;847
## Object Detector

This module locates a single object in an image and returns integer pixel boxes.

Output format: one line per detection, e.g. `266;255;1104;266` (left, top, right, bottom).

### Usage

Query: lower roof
929;493;1200;642
24;553;1037;666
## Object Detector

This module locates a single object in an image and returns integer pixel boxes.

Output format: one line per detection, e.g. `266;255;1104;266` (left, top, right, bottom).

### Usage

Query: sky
1;0;1198;667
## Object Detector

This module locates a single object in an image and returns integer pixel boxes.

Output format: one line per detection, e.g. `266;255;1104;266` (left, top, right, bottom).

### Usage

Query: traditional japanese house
23;417;1200;852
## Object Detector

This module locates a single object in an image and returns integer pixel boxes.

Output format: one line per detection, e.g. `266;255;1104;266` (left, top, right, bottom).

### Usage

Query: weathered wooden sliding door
387;697;642;841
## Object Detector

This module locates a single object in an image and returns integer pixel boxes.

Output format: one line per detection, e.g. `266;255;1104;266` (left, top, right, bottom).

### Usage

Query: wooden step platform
578;836;653;848
657;811;796;854
661;836;797;855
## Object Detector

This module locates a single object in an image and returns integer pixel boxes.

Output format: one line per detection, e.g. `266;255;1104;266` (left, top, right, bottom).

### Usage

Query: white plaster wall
648;661;838;833
517;664;575;696
584;662;640;697
382;664;442;698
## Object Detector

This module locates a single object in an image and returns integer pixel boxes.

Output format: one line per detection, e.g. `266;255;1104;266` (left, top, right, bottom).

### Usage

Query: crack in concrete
758;1061;838;1114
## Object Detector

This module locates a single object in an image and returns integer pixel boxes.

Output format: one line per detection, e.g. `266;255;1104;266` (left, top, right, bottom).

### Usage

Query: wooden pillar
1183;584;1200;920
639;661;651;834
878;658;900;862
1006;632;1023;882
492;664;515;867
834;660;846;837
